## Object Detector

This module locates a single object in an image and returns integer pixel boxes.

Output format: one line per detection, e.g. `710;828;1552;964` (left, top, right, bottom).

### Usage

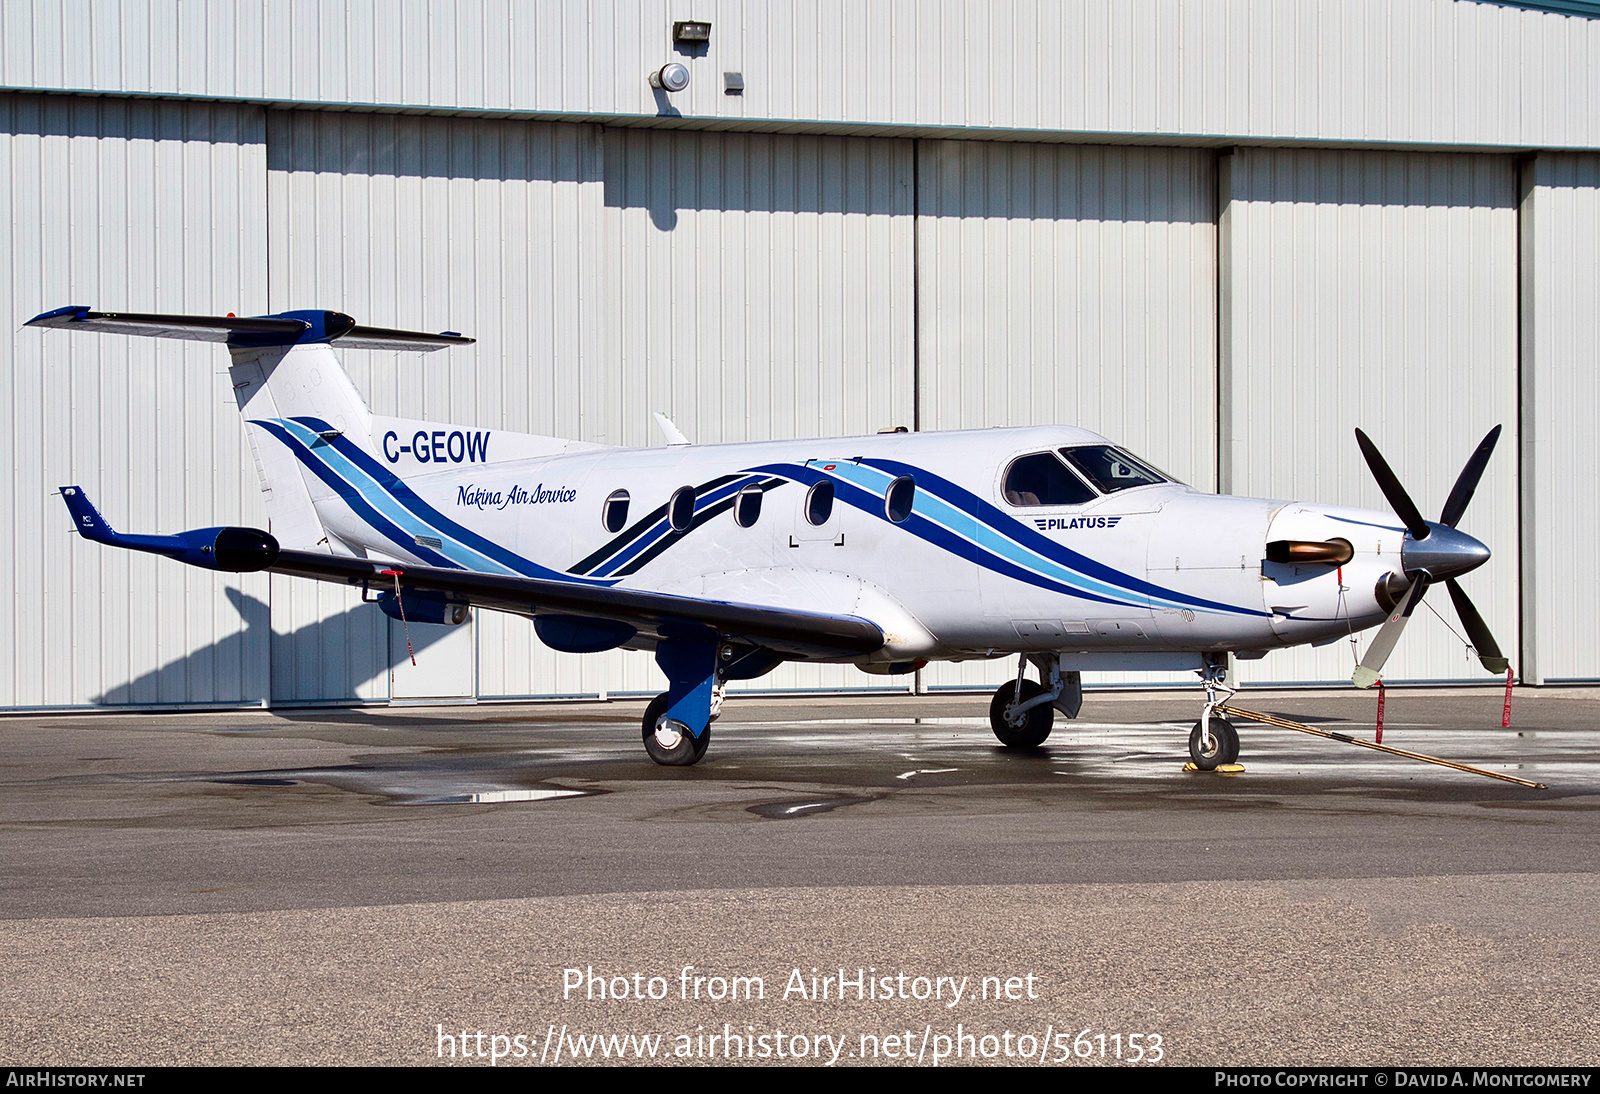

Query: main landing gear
639;637;785;767
642;691;714;765
988;654;1083;750
1189;654;1240;770
639;632;720;767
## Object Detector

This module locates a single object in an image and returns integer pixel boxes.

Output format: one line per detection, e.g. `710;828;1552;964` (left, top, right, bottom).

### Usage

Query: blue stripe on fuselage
257;417;612;585
253;420;462;570
589;474;765;579
861;458;1264;617
744;458;1265;618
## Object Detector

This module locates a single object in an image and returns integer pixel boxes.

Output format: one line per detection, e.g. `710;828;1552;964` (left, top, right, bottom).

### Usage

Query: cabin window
884;475;915;523
602;489;630;533
668;486;696;533
1001;452;1096;506
734;485;763;528
1059;446;1167;493
805;479;835;526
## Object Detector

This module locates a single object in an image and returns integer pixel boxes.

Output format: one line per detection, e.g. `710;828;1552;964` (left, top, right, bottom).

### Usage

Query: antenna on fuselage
653;412;692;446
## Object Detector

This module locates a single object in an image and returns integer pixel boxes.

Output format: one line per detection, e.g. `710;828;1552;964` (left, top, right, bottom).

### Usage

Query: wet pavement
1;688;1594;918
1;687;1596;1064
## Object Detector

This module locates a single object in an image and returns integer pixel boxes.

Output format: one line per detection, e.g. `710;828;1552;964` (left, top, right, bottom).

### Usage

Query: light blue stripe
274;420;521;576
821;460;1188;612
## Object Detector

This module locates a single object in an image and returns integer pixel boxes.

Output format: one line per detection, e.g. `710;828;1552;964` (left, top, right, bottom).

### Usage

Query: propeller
1350;426;1508;689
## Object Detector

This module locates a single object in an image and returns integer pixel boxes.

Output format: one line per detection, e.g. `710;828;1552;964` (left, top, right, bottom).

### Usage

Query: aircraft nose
1400;522;1491;581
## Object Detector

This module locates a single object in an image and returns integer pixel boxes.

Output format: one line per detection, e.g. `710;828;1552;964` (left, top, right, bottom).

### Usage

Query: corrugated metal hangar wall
2;0;1597;709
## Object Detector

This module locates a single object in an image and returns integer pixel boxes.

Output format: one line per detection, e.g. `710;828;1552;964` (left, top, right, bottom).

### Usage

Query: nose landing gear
1189;716;1239;769
1189;655;1241;770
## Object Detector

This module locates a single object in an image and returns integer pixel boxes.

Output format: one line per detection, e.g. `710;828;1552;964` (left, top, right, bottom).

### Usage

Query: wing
271;548;883;657
57;486;884;660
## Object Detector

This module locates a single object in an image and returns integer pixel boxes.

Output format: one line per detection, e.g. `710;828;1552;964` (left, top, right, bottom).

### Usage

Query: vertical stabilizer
228;342;375;551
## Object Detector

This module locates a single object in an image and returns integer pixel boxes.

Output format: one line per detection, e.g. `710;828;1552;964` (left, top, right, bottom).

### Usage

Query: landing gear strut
641;632;720;767
988;654;1082;750
1189;654;1241;770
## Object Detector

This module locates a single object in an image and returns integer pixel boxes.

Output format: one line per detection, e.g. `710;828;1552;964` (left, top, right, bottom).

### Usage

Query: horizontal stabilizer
27;306;306;343
334;325;476;351
27;306;473;352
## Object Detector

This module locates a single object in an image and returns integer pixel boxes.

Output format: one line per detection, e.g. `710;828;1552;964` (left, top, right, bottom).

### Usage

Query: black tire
1188;716;1239;770
642;692;710;766
989;680;1054;749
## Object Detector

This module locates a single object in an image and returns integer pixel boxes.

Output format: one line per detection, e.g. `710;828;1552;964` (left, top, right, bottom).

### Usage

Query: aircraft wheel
642;692;710;766
989;680;1054;749
1188;716;1239;770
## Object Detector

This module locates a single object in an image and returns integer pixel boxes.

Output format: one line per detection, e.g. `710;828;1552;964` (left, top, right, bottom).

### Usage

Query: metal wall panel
597;127;918;695
0;93;269;708
265;111;611;702
4;1;1599;150
1220;148;1520;685
266;113;915;700
916;140;1218;690
1520;153;1600;682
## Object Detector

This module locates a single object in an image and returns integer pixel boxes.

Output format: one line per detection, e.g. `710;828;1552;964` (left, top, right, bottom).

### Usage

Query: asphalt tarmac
1;686;1597;1066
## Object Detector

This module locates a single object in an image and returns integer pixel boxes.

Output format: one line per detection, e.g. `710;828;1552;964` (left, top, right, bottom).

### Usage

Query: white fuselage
296;418;1400;668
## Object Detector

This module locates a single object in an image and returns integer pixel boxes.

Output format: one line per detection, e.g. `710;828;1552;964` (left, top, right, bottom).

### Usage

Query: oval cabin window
884;476;915;523
668;486;696;533
734;486;763;528
805;480;835;526
602;489;630;533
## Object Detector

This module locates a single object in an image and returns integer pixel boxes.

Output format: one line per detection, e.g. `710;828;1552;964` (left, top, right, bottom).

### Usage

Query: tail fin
28;306;472;552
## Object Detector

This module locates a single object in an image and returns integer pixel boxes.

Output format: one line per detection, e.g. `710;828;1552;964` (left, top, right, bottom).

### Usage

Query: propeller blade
1446;579;1511;674
1439;425;1502;529
1352;575;1431;688
1355;429;1432;542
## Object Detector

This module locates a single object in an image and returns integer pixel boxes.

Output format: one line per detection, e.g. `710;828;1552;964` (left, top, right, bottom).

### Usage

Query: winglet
59;486;119;545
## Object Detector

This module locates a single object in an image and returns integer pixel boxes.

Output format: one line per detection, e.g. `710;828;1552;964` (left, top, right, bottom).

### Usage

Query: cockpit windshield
1058;446;1169;493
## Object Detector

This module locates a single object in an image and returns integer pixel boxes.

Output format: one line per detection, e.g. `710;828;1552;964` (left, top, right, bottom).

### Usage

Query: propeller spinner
1350;426;1509;689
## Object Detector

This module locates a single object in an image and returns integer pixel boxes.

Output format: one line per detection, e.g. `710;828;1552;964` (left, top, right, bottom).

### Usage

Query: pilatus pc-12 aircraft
29;306;1510;769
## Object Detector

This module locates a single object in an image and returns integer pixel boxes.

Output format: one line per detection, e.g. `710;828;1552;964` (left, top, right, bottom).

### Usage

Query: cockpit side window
1059;445;1167;493
1001;452;1097;507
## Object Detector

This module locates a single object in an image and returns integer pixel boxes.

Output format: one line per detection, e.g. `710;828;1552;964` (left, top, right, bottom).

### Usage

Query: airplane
27;305;1510;770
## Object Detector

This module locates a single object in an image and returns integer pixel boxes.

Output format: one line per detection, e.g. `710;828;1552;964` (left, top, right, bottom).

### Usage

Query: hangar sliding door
0;94;270;708
1220;149;1519;685
915;142;1219;690
1520;153;1600;683
266;115;915;701
590;129;916;695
